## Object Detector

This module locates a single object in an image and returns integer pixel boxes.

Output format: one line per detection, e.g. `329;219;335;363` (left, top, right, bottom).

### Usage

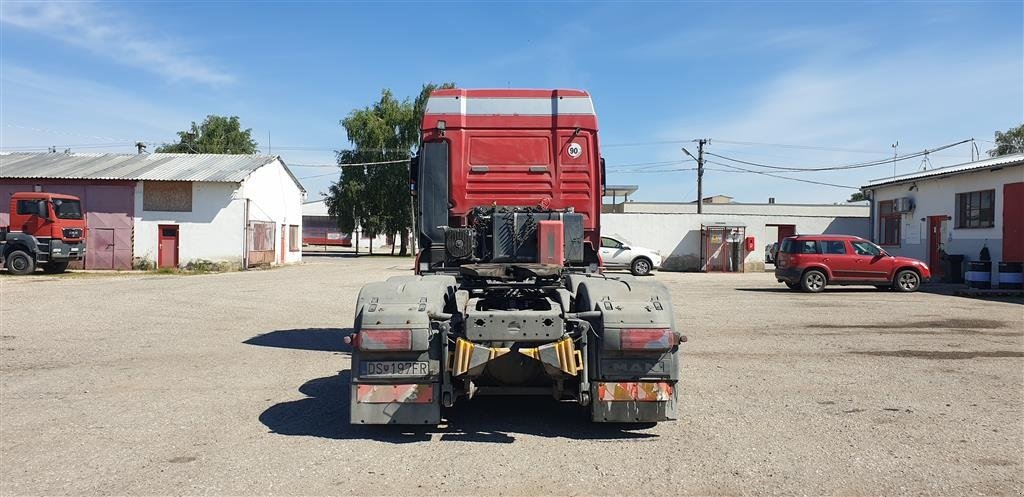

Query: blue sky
1;1;1021;203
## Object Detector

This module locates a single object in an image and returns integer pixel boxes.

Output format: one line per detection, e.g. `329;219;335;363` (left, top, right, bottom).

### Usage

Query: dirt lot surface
2;255;1022;496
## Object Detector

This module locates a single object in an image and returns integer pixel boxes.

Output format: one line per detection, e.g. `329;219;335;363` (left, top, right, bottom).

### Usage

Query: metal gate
701;224;746;272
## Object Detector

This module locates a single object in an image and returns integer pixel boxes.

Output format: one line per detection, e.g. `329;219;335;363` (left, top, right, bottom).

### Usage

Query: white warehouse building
861;153;1024;284
0;152;305;270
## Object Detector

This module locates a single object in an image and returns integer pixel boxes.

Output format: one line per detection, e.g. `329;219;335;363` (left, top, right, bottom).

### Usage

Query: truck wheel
893;269;921;292
5;250;36;275
800;269;827;293
43;261;69;274
630;257;653;276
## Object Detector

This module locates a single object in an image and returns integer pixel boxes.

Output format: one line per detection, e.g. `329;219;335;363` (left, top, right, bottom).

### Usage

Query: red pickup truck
775;234;931;292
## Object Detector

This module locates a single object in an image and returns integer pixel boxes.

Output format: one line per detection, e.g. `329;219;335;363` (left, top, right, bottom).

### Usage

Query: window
780;239;819;254
879;200;901;246
851;241;882;256
822;240;847;254
601;237;623;249
16;200;38;215
289;225;300;252
52;199;82;219
143;181;192;212
956;190;995;229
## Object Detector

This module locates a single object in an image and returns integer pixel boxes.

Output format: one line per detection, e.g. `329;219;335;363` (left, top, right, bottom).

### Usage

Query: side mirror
36;200;49;219
621;245;631;250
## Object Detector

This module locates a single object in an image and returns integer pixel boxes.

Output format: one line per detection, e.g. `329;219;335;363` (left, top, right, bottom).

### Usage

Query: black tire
800;269;827;293
785;282;800;290
893;269;921;292
43;261;69;274
5;250;36;275
630;257;653;276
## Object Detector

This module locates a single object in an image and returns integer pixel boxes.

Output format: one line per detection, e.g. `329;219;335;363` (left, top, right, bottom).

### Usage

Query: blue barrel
965;261;991;289
998;262;1023;290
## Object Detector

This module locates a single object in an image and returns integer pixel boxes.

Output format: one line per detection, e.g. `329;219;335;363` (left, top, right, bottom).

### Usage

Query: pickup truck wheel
630;257;652;276
5;250;36;275
893;269;921;292
800;269;827;293
43;261;69;274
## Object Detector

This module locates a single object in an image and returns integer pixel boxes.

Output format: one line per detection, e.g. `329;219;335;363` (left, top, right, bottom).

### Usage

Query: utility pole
683;139;708;213
696;139;707;214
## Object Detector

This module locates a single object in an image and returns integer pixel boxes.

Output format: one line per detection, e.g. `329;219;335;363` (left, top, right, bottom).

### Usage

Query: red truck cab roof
420;88;602;248
11;192;81;201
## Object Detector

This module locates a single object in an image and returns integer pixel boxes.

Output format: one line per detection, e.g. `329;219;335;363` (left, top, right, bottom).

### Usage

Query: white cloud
0;2;234;86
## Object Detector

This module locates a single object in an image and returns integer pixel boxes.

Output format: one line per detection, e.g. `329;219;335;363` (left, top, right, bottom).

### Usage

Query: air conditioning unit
893;197;915;213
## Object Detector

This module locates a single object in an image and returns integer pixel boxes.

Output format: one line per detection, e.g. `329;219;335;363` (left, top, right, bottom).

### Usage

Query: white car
598;236;663;276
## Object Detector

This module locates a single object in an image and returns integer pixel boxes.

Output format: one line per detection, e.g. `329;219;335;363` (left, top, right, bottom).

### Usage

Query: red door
88;228;115;269
279;225;286;264
1004;182;1024;262
820;240;854;280
776;225;796;243
158;225;179;268
928;216;948;278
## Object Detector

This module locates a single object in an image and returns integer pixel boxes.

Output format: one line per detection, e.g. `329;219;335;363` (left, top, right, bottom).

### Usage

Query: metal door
279;225;286;264
1004;182;1024;262
158;225;179;268
88;228;115;269
928;216;948;278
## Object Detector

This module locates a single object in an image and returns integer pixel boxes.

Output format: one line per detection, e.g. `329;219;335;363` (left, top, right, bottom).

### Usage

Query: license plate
361;361;429;376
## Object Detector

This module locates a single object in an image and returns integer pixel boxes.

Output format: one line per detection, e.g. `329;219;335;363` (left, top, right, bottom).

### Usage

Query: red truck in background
1;192;87;274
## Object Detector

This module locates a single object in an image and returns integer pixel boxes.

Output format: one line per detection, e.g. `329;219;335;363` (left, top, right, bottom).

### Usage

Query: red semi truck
347;89;684;425
1;192;87;274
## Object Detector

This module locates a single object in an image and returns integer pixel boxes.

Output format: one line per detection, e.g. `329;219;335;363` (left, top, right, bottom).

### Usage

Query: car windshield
851;240;882;256
52;199;83;219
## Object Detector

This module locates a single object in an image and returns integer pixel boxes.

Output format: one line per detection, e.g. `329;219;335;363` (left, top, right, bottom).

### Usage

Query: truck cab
2;192;87;274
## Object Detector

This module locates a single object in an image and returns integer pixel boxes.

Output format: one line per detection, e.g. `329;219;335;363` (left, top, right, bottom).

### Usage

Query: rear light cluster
620;328;682;350
349;329;412;351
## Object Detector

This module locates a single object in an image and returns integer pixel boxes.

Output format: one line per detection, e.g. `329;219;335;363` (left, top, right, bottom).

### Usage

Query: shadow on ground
259;371;659;443
244;328;353;353
734;287;882;293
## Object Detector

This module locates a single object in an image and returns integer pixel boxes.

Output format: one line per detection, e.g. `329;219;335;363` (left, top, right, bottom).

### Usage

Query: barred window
956;190;994;229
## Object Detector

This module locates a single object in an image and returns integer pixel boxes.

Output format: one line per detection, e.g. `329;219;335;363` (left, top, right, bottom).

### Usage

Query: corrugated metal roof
0;152;284;183
864;153;1024;189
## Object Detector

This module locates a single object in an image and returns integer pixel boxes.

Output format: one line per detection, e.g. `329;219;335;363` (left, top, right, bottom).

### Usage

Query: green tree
156;115;258;154
847;191;867;202
326;83;454;256
988;124;1024;157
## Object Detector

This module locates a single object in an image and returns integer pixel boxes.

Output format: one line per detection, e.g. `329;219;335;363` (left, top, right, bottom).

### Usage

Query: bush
132;257;155;271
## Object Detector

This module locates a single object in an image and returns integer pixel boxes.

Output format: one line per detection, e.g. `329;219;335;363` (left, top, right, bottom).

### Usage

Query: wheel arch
801;264;832;281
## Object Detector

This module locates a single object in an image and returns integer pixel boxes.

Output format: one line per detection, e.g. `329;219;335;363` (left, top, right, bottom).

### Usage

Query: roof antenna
919;151;931;171
136;142;147;154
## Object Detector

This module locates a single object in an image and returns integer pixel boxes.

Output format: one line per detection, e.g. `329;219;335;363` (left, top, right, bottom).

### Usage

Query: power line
704;139;973;172
705;160;858;189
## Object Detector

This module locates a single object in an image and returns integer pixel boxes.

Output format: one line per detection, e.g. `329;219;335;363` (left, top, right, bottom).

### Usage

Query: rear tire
5;250;36;275
800;269;827;293
893;269;921;292
630;257;653;276
43;261;69;274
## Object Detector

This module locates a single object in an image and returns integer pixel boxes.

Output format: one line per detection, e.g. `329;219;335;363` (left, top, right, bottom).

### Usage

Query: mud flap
590;381;677;422
350;383;441;425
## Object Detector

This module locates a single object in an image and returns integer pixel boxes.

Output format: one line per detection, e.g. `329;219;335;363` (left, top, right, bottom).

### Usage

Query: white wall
621;202;870;217
868;165;1023;282
603;212;869;271
241;159;305;264
134;181;246;266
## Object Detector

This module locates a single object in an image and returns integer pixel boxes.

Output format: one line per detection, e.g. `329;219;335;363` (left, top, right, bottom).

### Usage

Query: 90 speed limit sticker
566;142;583;158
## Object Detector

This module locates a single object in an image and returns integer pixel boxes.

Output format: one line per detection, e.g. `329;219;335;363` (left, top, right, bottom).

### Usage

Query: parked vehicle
1;192;87;275
775;234;930;293
345;89;683;425
764;242;779;264
599;235;662;275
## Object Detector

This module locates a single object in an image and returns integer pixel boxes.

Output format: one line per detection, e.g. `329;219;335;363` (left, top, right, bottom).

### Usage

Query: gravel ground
1;255;1022;496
